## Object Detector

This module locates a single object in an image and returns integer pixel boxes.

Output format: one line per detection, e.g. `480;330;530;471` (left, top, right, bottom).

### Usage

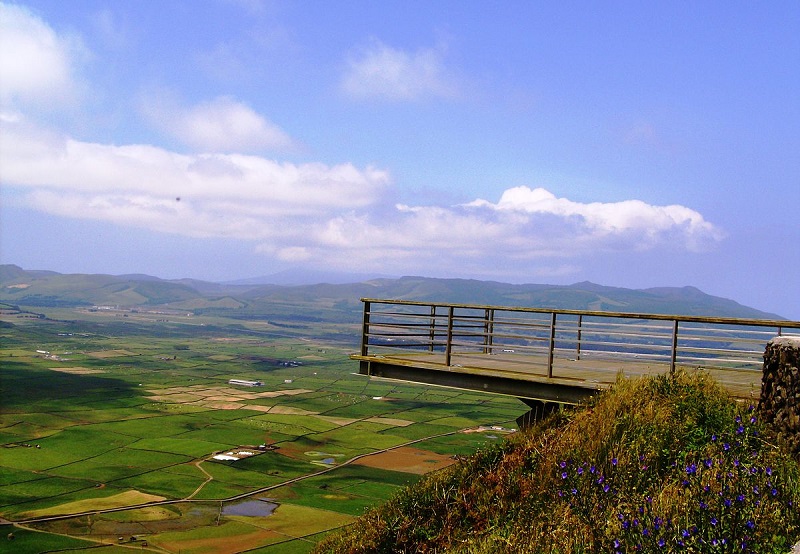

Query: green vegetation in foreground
315;371;800;553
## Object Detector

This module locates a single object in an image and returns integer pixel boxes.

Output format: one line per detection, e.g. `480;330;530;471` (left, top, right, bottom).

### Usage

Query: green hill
0;265;198;307
0;265;786;320
315;372;800;553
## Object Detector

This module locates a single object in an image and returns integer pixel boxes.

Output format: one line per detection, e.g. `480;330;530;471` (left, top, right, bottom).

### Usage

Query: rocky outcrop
758;336;800;455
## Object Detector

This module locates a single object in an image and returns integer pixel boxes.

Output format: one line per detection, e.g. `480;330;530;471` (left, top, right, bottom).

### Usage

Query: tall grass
314;371;800;553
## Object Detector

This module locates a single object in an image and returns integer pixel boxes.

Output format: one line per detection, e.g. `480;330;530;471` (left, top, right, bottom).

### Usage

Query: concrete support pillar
516;398;560;428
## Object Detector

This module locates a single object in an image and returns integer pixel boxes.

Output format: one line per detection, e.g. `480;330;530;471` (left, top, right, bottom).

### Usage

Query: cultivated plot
0;309;524;552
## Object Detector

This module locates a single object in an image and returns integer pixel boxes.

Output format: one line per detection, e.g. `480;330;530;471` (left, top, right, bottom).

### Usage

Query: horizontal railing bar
369;342;445;344
367;322;444;329
676;324;779;332
473;320;552;330
562;329;673;341
466;344;551;355
370;317;484;328
552;319;672;328
366;333;441;340
569;338;675;351
454;338;549;349
677;356;762;366
680;345;764;355
366;310;442;317
675;333;776;342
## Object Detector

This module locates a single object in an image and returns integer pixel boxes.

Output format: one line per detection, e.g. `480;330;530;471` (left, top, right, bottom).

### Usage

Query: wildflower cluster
555;407;800;553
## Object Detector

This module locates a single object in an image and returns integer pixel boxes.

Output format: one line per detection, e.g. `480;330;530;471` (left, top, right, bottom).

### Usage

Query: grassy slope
315;372;800;553
0;265;786;319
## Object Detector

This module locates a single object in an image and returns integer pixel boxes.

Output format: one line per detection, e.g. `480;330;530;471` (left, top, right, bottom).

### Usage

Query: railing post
670;319;679;376
360;300;371;357
547;312;557;378
576;314;583;360
428;305;437;352
483;308;495;354
445;306;454;367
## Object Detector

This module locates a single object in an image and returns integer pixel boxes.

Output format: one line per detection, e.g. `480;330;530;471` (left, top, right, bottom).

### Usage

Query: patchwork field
0;306;525;553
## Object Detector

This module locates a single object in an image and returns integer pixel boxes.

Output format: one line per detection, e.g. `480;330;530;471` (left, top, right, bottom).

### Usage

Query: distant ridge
0;264;786;321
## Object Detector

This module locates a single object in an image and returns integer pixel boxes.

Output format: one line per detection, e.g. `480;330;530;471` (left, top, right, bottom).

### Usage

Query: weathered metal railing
357;299;800;379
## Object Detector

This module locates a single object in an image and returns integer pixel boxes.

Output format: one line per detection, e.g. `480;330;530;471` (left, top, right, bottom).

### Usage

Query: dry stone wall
758;336;800;455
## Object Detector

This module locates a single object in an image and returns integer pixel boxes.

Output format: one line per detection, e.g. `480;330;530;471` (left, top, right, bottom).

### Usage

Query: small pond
222;499;279;517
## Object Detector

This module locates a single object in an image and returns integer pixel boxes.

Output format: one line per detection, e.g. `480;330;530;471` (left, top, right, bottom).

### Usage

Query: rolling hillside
0;264;786;321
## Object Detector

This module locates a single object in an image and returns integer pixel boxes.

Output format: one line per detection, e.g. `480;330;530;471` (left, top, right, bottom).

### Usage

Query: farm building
228;379;263;387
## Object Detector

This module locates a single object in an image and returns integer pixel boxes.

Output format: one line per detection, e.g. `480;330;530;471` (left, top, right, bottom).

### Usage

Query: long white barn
228;379;263;387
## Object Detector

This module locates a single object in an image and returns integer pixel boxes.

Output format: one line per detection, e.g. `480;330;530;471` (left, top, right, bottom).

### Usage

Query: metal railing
358;299;800;378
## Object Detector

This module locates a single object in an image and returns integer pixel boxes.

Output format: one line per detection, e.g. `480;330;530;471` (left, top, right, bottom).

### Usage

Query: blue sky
1;1;798;318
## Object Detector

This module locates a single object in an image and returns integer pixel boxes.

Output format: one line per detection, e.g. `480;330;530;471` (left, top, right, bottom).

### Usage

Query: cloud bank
1;115;723;275
0;2;724;280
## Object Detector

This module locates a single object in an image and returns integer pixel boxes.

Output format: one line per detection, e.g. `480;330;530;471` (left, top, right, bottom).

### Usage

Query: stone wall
758;336;800;455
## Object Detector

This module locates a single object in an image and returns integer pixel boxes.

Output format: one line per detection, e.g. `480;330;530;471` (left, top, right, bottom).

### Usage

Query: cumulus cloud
0;2;86;108
293;188;723;275
341;39;456;101
0;117;389;236
0;116;723;279
466;186;723;251
142;95;295;153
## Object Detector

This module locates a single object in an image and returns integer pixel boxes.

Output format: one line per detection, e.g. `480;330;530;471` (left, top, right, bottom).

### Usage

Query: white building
228;379;263;387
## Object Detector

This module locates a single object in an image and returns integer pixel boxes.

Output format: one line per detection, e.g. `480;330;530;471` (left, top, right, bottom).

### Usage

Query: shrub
315;371;800;553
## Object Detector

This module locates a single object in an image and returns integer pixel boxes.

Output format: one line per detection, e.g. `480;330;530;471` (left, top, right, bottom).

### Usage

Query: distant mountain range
0;264;787;321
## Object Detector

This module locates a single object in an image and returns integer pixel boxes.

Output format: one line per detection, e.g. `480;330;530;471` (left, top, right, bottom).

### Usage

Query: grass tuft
314;371;800;553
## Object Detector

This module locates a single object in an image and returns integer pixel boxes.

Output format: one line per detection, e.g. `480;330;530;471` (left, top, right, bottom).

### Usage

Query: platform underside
352;350;762;404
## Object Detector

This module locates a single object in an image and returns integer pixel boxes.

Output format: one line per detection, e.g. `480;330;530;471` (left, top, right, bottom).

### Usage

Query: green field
0;305;525;552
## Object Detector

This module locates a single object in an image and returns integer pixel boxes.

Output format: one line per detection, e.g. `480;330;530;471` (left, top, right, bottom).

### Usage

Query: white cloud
0;2;86;108
341;39;456;101
142;95;295;153
0;117;389;237
0;117;724;279
246;185;724;277
466;186;724;251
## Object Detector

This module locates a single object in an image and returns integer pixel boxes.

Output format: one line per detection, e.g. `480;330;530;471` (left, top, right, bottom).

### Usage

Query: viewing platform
352;299;800;407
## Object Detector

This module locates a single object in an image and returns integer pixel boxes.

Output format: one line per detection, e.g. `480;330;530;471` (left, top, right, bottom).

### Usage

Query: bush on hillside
315;371;800;553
